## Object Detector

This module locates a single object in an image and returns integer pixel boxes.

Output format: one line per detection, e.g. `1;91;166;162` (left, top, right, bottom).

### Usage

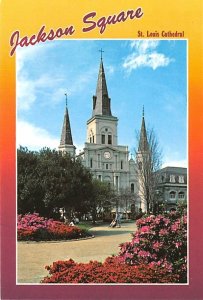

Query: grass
77;219;135;231
77;222;94;231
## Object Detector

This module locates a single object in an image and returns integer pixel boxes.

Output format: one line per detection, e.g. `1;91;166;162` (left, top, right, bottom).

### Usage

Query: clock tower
86;57;118;148
78;56;137;194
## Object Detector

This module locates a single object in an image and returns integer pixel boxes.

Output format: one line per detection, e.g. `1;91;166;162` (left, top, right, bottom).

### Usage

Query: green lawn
77;222;94;231
77;219;135;231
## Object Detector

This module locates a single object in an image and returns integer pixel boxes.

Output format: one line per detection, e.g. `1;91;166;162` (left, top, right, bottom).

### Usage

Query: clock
104;151;111;159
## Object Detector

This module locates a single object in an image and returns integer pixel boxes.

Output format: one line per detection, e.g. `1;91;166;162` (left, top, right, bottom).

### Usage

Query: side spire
92;54;112;116
138;107;149;152
60;93;73;146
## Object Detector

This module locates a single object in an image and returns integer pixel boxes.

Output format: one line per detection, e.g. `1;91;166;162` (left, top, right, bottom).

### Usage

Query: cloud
17;73;65;110
16;42;55;74
123;40;173;72
106;65;115;75
17;45;49;111
17;120;86;153
130;40;159;53
16;42;97;111
16;43;68;111
17;120;59;150
69;69;96;95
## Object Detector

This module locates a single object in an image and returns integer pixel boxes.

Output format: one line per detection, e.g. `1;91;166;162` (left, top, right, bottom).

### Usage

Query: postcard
0;0;203;299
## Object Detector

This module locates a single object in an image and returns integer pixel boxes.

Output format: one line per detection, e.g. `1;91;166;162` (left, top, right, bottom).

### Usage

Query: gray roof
92;59;112;116
138;116;149;152
60;107;73;146
159;166;187;174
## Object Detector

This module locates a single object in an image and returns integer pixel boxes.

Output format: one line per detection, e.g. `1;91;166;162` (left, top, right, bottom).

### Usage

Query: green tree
89;180;115;223
17;146;45;215
17;147;94;218
18;147;117;220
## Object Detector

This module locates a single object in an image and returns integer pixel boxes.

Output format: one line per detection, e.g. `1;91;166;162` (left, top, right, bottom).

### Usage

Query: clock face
104;151;111;159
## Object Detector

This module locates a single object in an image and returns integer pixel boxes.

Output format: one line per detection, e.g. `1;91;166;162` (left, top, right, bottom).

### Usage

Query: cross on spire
142;105;145;117
99;48;104;60
65;93;68;108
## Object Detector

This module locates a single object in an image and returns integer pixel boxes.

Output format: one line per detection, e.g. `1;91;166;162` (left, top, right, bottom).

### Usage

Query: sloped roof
60;107;73;146
92;59;112;116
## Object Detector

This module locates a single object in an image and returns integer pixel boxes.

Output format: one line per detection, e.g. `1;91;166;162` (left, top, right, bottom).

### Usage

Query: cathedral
58;57;149;213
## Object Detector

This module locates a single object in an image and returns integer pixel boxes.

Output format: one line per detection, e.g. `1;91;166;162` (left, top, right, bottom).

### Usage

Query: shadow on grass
90;229;135;237
89;225;136;237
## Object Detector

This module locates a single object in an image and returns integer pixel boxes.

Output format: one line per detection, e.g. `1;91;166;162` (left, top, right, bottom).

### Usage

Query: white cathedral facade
58;58;149;213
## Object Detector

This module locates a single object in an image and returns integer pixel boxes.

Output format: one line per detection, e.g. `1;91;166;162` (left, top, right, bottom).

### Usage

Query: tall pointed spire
92;55;112;116
138;106;149;152
60;94;73;146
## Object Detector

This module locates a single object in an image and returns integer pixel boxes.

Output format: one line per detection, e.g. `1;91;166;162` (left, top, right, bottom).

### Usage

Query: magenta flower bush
42;257;179;283
118;209;187;282
17;213;90;241
41;207;187;284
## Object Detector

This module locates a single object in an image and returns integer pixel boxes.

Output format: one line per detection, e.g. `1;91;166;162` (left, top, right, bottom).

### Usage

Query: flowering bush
41;256;179;283
118;210;187;282
41;209;187;284
17;213;90;241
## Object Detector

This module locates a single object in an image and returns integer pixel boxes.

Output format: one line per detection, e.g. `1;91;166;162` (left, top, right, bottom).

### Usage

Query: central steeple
87;55;118;146
92;58;112;116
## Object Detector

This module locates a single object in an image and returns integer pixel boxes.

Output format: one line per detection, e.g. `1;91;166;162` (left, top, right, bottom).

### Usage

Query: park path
17;222;136;283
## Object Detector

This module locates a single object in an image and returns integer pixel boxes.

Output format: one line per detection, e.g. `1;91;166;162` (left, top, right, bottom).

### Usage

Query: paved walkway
17;222;136;283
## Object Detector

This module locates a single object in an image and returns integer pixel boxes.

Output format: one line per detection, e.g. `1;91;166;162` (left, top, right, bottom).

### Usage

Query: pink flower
171;222;180;232
183;215;187;224
159;229;168;236
140;226;151;234
175;242;182;248
132;237;140;244
152;241;163;251
154;217;161;224
162;218;170;226
138;250;151;258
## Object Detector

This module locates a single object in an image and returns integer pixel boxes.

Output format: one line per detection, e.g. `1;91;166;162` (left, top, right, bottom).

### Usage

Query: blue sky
17;39;187;167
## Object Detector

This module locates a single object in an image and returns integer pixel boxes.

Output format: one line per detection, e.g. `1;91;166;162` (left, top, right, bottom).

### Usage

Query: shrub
41;208;187;283
118;210;187;282
41;256;179;284
17;213;90;241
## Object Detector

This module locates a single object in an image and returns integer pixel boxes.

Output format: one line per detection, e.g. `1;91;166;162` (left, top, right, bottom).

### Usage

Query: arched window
131;183;134;193
178;192;185;199
104;176;111;188
89;130;94;143
98;154;101;168
90;158;93;168
108;134;112;144
179;176;184;183
169;191;176;199
101;134;105;144
170;175;176;183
